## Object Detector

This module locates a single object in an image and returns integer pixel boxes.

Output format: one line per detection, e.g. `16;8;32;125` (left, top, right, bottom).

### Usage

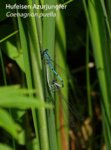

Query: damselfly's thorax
41;49;51;64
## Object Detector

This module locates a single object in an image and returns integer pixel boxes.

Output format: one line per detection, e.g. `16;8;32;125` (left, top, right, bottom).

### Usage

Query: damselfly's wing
58;91;84;131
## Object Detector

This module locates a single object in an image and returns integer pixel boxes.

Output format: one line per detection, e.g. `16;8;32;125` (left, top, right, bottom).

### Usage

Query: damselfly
41;49;64;91
41;49;84;131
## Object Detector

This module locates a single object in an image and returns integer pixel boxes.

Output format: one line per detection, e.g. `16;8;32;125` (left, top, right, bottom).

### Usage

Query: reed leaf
83;0;111;149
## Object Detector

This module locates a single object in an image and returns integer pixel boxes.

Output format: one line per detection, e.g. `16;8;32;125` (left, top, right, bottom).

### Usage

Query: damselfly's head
40;49;48;59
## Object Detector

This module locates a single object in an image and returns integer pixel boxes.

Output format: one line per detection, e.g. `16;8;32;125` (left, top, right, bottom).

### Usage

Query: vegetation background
0;0;111;150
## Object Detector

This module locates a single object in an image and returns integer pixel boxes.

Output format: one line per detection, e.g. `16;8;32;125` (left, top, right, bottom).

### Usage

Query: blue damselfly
41;49;64;91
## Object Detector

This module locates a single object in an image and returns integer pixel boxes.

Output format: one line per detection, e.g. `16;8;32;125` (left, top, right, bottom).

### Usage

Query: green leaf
0;144;13;150
0;108;21;139
2;40;25;72
0;98;53;109
0;85;53;109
